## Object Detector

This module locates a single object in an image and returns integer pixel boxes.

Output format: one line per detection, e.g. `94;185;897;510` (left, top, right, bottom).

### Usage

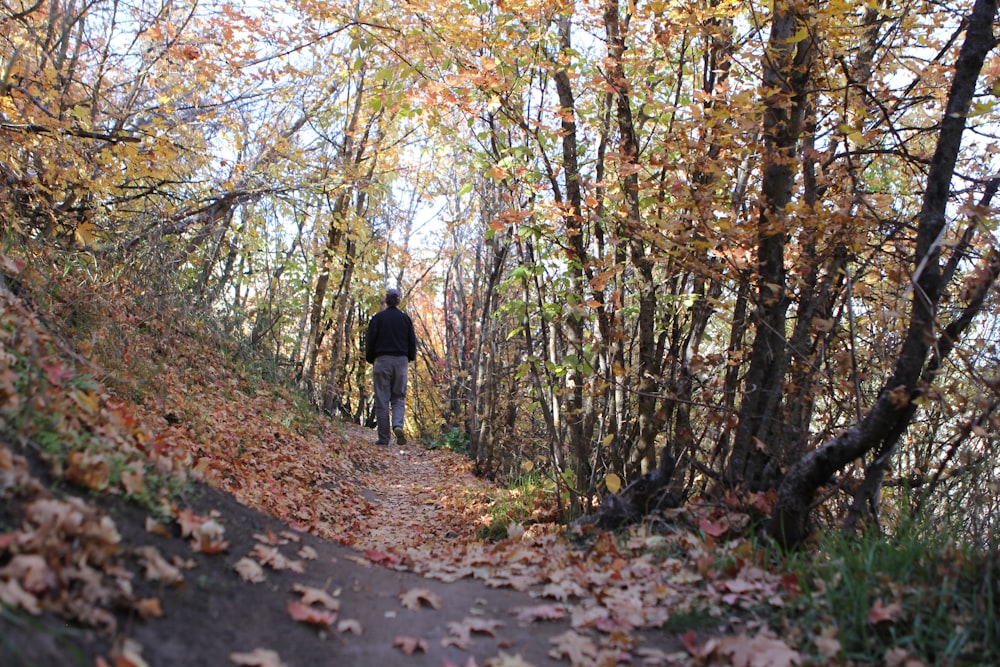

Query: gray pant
373;355;408;445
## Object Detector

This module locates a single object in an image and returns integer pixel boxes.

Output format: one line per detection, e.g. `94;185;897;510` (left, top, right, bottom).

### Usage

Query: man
365;287;417;447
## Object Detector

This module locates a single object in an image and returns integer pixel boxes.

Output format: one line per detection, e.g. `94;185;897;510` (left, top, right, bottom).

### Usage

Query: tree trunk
769;0;999;548
728;0;815;488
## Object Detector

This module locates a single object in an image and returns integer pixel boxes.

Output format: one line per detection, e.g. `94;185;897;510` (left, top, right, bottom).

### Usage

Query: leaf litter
0;258;814;666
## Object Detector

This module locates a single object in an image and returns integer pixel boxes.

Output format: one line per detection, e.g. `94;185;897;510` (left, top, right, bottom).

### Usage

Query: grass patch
661;606;720;634
476;471;555;541
784;515;999;664
425;427;469;454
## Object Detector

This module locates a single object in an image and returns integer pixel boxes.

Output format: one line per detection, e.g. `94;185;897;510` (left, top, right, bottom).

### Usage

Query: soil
0;433;684;667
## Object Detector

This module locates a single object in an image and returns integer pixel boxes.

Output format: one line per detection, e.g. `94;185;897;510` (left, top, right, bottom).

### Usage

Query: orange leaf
392;636;428;655
287;600;336;627
868;598;903;625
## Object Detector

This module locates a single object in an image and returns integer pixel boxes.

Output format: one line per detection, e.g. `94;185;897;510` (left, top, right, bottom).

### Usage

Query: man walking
365;288;417;447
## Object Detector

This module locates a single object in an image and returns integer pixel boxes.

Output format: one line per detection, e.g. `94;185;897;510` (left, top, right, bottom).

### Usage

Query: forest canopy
2;0;999;548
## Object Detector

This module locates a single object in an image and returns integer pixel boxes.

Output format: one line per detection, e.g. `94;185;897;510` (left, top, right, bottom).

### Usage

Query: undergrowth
784;512;999;665
476;471;560;541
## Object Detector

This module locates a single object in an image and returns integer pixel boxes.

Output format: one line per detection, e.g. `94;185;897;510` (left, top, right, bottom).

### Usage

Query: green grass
425;426;469;454
476;471;552;541
783;515;999;665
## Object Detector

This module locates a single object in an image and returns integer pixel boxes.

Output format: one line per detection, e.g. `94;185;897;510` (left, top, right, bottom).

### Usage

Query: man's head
385;288;401;307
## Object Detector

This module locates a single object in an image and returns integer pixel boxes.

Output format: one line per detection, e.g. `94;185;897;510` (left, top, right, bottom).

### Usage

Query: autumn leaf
399;587;442;610
135;546;184;586
134;598;163;620
484;654;537;667
110;637;148;667
364;548;402;566
392;636;428;655
233;558;266;583
337;619;363;635
229;648;287;667
512;604;567;622
698;516;729;537
292;583;339;611
548;630;598;665
442;617;504;649
190;518;229;554
286;600;336;627
698;632;800;667
868;598;903;625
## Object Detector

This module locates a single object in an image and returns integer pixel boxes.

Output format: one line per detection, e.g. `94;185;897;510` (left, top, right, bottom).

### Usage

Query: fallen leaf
144;517;170;538
698;516;729;537
287;600;336;627
392;636;428;655
512;604;567;622
869;598;903;625
135;546;184;586
111;637;149;667
337;619;363;635
484;654;536;667
399;587;442;610
365;548;402;566
0;579;41;615
548;630;598;665
442;617;504;649
292;583;339;611
699;632;800;667
190;518;229;554
134;598;163;619
229;648;287;667
813;626;840;657
297;545;318;560
233;558;266;583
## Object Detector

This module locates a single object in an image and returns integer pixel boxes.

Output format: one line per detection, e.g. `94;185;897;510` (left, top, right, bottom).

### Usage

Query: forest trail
0;277;797;667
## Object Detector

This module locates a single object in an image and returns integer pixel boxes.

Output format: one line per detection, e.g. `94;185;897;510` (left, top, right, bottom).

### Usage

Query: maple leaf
134;597;163;620
548;630;598;666
175;508;204;538
144;517;170;537
512;604;567;622
442;617;504;649
336;619;363;635
190;518;229;554
135;546;184;586
392;636;428;655
365;548;402;566
698;516;729;537
229;648;287;667
484;654;537;667
286;600;336;627
399;587;443;610
699;632;801;667
679;630;700;655
233;557;266;583
868;598;903;625
0;579;41;615
292;583;339;611
250;544;305;573
813;625;840;658
883;646;927;667
110;637;149;667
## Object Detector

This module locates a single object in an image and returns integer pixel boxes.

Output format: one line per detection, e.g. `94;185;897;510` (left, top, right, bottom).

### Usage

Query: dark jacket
365;306;416;364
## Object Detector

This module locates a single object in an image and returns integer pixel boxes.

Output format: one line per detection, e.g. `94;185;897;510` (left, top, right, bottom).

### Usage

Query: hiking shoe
393;427;406;446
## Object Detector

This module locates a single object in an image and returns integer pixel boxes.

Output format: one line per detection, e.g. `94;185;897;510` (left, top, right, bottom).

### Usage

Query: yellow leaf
605;473;622;494
75;222;97;246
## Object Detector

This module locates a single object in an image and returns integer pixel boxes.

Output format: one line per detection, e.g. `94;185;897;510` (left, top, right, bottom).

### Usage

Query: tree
770;0;1000;547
